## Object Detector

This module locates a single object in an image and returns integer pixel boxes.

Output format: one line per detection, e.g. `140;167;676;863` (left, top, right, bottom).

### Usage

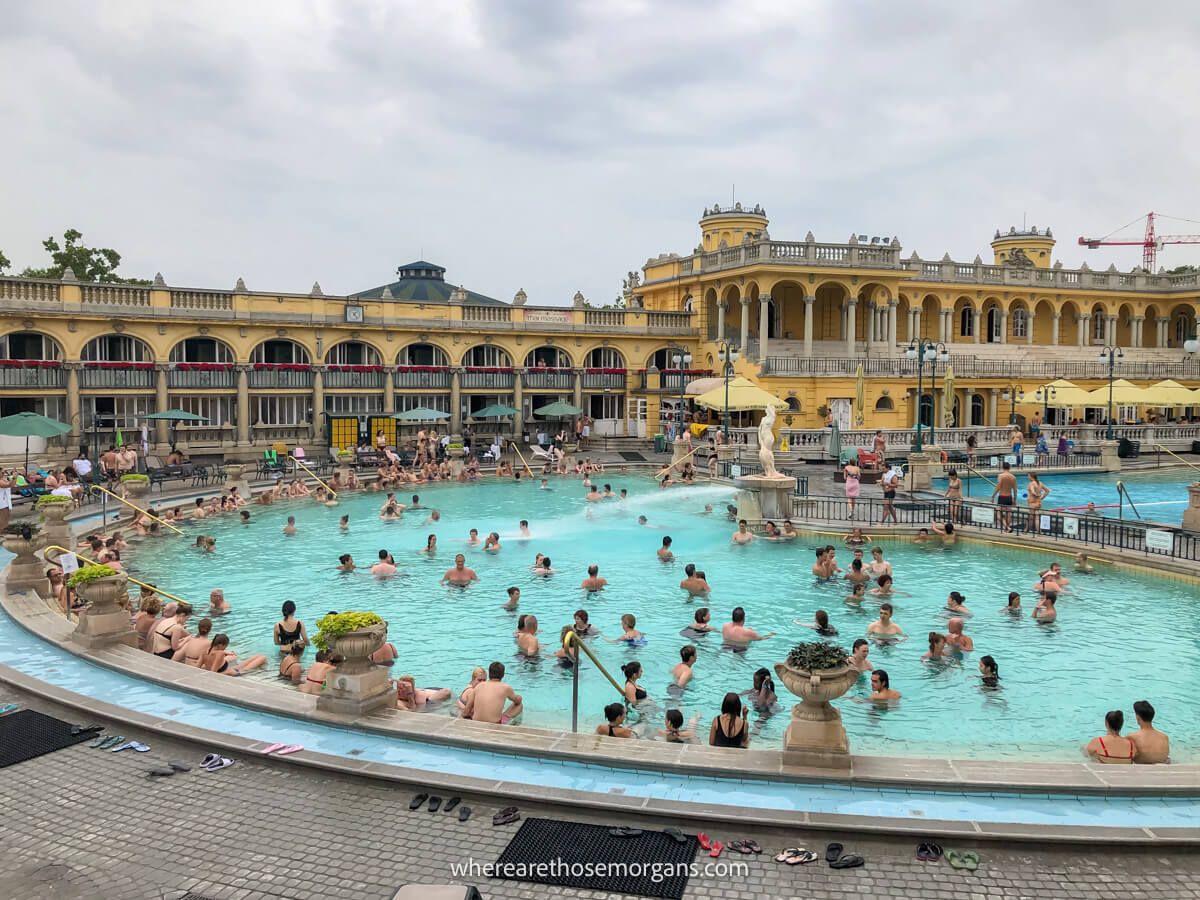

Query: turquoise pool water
934;468;1196;524
108;473;1195;761
2;610;1196;828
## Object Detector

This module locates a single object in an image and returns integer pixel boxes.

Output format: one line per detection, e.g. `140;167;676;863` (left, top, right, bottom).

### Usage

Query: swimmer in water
844;527;872;547
720;606;775;646
339;514;349;532
1074;552;1095;574
572;609;597;637
336;554;355;573
423;534;437;555
518;520;531;538
946;617;974;651
440;554;479;586
1002;591;1021;614
868;669;901;702
657;536;674;561
796;609;838;637
516;614;539;656
532;556;554;577
679;564;709;597
764;521;780;539
1032;591;1058;623
609;613;644;644
931;520;956;545
503;586;520;611
979;655;1000;688
483;532;501;553
922;632;950;662
945;591;971;615
732;519;754;545
672;644;697;688
423;510;441;525
780;519;797;540
658;708;698;743
687;607;714;633
467;528;480;545
914;528;930;545
866;546;892;579
869;573;895;597
282;516;297;536
581;564;607;592
845;583;867;605
846;638;873;672
370;549;397;577
585;485;602;502
845;559;871;586
1038;562;1071;589
866;603;905;640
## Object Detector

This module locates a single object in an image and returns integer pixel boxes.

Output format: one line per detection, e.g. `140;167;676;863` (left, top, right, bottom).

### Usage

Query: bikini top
276;622;302;644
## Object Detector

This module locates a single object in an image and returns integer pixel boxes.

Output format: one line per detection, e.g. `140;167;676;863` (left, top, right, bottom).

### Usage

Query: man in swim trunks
503;586;520;611
657;536;674;561
581;564;607;592
679;564;709;596
441;554;479;586
465;661;523;724
992;461;1017;532
1128;699;1170;764
370;549;397;577
720;606;775;646
731;519;754;544
846;638;873;672
585;485;602;502
516;615;540;656
1032;591;1057;623
945;617;974;652
866;603;904;639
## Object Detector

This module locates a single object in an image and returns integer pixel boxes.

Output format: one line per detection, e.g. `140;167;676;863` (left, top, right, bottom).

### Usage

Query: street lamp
904;339;949;451
1034;385;1056;425
716;339;739;440
1098;345;1123;440
669;345;692;437
1185;334;1199;355
1003;384;1025;425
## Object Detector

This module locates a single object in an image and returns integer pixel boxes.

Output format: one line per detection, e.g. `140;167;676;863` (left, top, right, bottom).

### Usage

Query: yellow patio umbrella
692;377;788;412
1142;379;1200;407
940;365;955;426
853;363;865;426
1082;379;1151;406
1035;378;1095;407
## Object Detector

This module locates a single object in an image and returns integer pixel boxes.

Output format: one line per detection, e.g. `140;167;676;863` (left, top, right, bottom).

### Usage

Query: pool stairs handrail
509;441;537;479
43;544;198;612
1115;481;1142;521
289;456;337;497
89;484;184;535
562;629;629;733
1152;443;1200;475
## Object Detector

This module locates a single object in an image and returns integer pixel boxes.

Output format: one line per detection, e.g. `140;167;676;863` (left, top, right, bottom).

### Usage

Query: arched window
584;348;625;370
82;335;152;362
1011;309;1028;339
786;396;801;412
397;343;449;367
0;332;62;361
970;394;985;426
325;341;381;367
1092;313;1106;342
524;346;571;368
647;347;692;370
959;307;974;338
874;395;895;411
462;345;512;368
169;337;234;364
251;340;310;365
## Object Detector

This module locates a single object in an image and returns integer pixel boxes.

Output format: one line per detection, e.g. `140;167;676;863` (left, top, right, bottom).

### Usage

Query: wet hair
1105;709;1124;733
520;519;528;527
1007;592;1020;605
287;641;305;657
877;574;893;588
815;610;830;629
949;591;965;605
815;548;825;560
1043;592;1057;605
752;667;773;691
680;645;696;663
927;632;944;652
516;614;528;630
378;549;390;560
211;633;230;649
541;556;551;568
731;606;745;623
665;709;683;729
738;519;748;526
880;602;893;614
852;638;868;652
944;521;955;534
872;669;890;688
621;661;642;680
621;613;636;629
488;661;505;679
696;571;706;580
1133;700;1155;723
196;618;213;637
720;692;742;717
339;554;352;564
604;702;625;724
918;527;929;535
684;563;696;577
662;536;672;547
587;564;599;576
507;586;520;598
694;607;710;624
282;600;296;617
851;559;863;571
140;596;161;616
980;655;998;677
947;468;958;478
175;601;192;616
574;609;589;623
287;516;295;524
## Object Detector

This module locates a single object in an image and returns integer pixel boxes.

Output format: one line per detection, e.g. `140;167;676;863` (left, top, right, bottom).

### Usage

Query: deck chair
528;445;552;460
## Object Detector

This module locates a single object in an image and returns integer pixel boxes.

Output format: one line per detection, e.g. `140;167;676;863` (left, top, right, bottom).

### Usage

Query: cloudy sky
2;1;1199;303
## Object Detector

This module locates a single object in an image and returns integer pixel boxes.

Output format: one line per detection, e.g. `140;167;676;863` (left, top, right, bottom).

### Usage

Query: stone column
1026;313;1035;345
865;303;876;344
236;366;250;445
739;297;751;354
449;367;462;434
939;309;950;343
998;310;1008;344
1105;315;1116;346
383;369;395;415
803;296;814;356
513;368;525;442
758;294;771;360
154;366;170;446
1130;315;1144;348
572;369;583;412
1051;312;1060;346
988;389;999;426
963;388;975;427
1157;316;1169;347
311;367;325;443
716;301;727;341
1078;315;1090;347
66;364;81;444
972;309;981;344
845;298;857;355
887;300;898;356
909;309;919;342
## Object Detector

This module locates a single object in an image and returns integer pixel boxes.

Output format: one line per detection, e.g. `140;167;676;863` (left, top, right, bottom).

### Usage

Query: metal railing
716;458;809;495
563;630;629;733
89;485;184;534
43;545;200;611
762;355;1200;380
288;456;338;497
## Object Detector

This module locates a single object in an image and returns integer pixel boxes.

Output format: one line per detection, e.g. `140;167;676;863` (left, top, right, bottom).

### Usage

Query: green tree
19;229;150;284
0;249;9;274
1167;264;1199;275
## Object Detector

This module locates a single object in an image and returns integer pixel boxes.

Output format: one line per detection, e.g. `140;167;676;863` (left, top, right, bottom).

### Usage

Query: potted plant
67;563;127;611
314;611;385;672
773;641;859;764
119;472;150;499
446;441;465;459
36;494;73;544
3;521;45;589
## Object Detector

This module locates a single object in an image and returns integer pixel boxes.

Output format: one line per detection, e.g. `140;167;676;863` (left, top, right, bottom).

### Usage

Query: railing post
570;639;580;733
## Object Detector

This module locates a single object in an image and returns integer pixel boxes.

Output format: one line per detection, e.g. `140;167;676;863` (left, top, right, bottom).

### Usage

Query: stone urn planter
1183;482;1200;533
120;477;150;500
774;651;861;769
317;621;395;716
3;526;49;599
72;570;137;649
223;463;244;483
37;500;73;552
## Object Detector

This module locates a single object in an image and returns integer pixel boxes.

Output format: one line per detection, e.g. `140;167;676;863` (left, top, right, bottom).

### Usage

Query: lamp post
1035;385;1056;425
1003;384;1024;426
716;339;739;440
904;339;949;451
1098;346;1123;440
669;345;692;437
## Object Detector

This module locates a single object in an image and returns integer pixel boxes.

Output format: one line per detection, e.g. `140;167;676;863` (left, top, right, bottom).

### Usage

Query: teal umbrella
470;403;518;419
145;409;207;452
534;401;583;417
0;411;72;474
393;407;449;422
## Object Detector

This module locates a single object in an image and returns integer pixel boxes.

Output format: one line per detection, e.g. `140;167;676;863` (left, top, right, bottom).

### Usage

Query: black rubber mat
0;709;96;768
494;817;698;898
619;451;646;461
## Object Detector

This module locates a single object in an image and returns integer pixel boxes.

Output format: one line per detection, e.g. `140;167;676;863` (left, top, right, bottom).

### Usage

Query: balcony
461;368;515;390
248;366;314;389
323;368;385;389
79;364;156;390
395;367;451;389
0;362;65;390
168;366;237;389
523;369;574;390
581;370;626;390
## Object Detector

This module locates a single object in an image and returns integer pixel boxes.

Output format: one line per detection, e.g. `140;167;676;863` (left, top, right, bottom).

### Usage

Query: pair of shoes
493;806;520;826
697;832;726;858
146;760;193;778
110;741;150;753
93;735;124;750
826;842;865;869
917;842;943;862
608;827;643;838
729;839;762;855
774;847;818;865
946;849;980;871
199;753;235;771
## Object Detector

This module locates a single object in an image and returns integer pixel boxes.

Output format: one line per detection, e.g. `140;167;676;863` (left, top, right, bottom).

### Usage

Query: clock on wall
344;304;364;323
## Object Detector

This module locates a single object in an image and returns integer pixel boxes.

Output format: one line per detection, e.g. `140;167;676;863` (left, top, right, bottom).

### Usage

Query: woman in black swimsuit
709;692;750;748
150;601;192;660
621;662;647;703
279;642;305;683
594;702;634;738
273;600;308;652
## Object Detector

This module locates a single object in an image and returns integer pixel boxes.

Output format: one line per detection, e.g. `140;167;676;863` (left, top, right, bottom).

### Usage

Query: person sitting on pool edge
1085;709;1136;764
1127;699;1170;764
597;702;634;739
462;661;523;725
204;634;268;676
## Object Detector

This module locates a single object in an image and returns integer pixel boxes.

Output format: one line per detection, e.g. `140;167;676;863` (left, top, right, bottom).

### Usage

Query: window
397;343;449;366
325;394;383;414
873;396;894;411
174;395;236;426
252;340;310;365
1011;309;1028;338
325;342;381;366
959;308;974;337
589;394;624;419
970;394;985;426
82;335;151;362
786;396;802;412
584;348;625;369
463;345;512;368
400;394;451;414
525;347;571;368
1092;314;1106;342
255;395;307;426
169;338;233;364
0;396;66;419
87;395;152;429
0;332;61;360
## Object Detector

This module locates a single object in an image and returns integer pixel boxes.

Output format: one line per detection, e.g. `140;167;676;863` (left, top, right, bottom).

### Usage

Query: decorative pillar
449;367;462;435
758;294;771;360
383;369;395;415
909;310;919;342
988;389;999;426
1076;315;1087;347
998;310;1008;344
1105;315;1116;346
154;366;170;446
236;366;250;446
66;364;81;444
964;388;975;427
972;309;981;344
865;303;876;344
1026;313;1035;345
1157;316;1169;347
1131;316;1144;348
1051;312;1061;346
513;369;525;442
887;300;898;356
572;368;583;411
845;298;857;355
311;367;325;444
942;308;952;343
716;301;727;341
739;297;751;354
803;296;814;357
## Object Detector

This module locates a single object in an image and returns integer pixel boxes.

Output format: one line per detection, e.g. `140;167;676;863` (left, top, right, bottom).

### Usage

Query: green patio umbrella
0;411;72;475
534;400;583;417
470;403;519;419
145;409;207;452
393;407;449;422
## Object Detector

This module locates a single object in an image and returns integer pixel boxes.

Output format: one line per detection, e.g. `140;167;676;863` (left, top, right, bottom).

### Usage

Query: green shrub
120;473;150;483
785;641;849;671
314;611;383;651
67;563;120;588
36;494;72;506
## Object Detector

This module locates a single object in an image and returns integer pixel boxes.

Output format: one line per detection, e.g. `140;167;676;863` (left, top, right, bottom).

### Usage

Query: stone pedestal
1099;440;1122;473
448;446;465;478
1183;482;1200;533
671;435;690;466
121;479;149;501
224;463;253;500
735;474;797;523
316;624;396;716
38;501;73;551
3;530;50;599
773;662;860;769
906;451;934;491
72;572;137;649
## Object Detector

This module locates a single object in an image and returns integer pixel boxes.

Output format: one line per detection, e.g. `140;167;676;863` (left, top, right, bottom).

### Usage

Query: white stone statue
757;405;780;478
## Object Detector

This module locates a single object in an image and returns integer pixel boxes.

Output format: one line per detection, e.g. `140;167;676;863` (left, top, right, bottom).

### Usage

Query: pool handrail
509;442;536;479
289;456;337;497
89;485;185;535
1152;443;1200;474
656;444;702;479
43;544;197;610
562;629;628;732
1116;480;1143;520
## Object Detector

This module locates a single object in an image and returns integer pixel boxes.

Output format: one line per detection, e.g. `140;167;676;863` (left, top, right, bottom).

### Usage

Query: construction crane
1078;212;1200;272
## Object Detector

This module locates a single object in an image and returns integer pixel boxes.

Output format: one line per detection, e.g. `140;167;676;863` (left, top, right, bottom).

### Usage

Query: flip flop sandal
825;842;843;863
774;848;804;863
409;793;429;810
492;811;521;827
200;753;220;768
947;850;979;871
71;724;102;735
204;757;235;771
0;703;19;715
729;841;753;855
664;828;688;845
741;839;762;854
88;733;110;748
458;806;472;822
146;766;177;777
274;745;304;755
443;797;461;813
917;842;943;862
608;828;643;838
697;832;712;851
428;796;443;813
786;850;819;866
708;841;725;859
97;735;125;750
168;760;192;772
261;743;287;755
109;741;140;753
830;854;865;869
